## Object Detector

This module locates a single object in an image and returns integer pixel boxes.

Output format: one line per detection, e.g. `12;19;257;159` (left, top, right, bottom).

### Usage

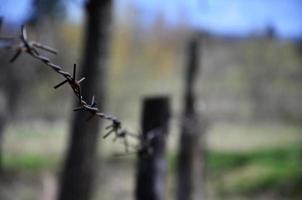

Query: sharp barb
21;25;27;40
103;129;114;139
73;64;76;80
54;79;68;89
78;92;83;104
19;26;32;52
37;55;50;62
78;77;85;84
27;44;40;55
91;97;97;107
91;96;95;105
77;93;82;103
10;49;21;63
105;124;113;130
32;42;58;54
96;112;105;118
88;107;98;112
80;99;88;105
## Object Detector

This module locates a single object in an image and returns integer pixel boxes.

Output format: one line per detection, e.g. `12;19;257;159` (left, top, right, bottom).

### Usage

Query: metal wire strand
1;24;126;147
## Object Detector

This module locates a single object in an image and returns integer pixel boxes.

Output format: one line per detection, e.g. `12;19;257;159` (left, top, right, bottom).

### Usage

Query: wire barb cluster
0;24;133;148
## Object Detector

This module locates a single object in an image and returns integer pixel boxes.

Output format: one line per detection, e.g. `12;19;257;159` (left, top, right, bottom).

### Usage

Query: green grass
2;154;59;171
208;144;302;196
207;152;248;171
208;145;302;170
3;122;302;198
230;164;302;195
168;143;302;197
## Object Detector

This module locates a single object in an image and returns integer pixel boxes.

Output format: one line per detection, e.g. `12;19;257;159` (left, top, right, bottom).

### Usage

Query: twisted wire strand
0;24;166;155
2;25;125;145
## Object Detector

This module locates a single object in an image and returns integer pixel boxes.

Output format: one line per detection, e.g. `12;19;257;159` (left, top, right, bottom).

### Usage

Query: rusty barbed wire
0;23;169;156
0;24;128;146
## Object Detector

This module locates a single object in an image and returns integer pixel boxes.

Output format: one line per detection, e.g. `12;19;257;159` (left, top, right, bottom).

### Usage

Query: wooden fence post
177;35;205;200
135;96;170;200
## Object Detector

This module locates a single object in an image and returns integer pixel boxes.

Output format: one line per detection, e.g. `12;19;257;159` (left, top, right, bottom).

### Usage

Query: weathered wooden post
177;35;205;200
135;96;170;200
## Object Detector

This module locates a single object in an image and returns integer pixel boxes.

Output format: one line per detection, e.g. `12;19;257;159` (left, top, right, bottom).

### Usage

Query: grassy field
207;146;302;197
1;121;302;200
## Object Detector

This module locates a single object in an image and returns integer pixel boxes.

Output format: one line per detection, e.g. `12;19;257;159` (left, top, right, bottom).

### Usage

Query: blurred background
0;0;302;199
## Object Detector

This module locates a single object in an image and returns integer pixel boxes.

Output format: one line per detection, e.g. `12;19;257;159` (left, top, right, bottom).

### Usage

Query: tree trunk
177;36;205;200
136;96;171;200
57;1;112;200
0;55;20;172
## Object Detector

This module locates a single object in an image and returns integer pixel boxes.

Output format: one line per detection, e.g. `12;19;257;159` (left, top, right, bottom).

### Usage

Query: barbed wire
0;24;134;149
110;127;165;157
0;23;191;156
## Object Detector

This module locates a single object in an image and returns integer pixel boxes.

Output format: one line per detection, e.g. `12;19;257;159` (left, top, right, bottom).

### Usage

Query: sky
0;0;302;39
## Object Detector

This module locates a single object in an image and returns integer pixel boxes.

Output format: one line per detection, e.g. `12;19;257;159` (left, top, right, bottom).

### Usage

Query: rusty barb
0;24;133;149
